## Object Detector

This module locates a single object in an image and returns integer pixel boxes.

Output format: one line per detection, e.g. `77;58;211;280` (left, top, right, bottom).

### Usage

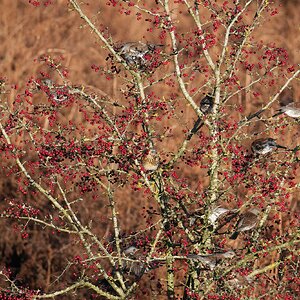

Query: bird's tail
230;231;239;240
272;110;284;118
191;117;204;134
276;144;288;150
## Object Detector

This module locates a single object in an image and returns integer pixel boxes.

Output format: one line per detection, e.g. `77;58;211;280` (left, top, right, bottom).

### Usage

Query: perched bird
49;87;69;103
229;24;248;46
123;246;139;256
119;246;161;278
39;79;69;103
230;208;260;240
120;246;147;277
40;78;53;87
273;102;300;118
251;138;287;155
207;207;238;229
208;207;230;226
227;274;253;288
200;94;214;115
189;94;214;137
142;149;159;171
117;41;162;70
188;250;235;270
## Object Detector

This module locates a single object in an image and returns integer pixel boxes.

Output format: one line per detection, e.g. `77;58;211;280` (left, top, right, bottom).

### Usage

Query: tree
0;0;299;299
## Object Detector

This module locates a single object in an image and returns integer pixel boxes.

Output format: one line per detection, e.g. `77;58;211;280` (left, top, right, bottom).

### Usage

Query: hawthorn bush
0;0;299;299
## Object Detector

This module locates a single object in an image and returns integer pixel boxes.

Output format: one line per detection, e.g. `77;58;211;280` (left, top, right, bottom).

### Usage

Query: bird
207;207;238;229
251;138;287;155
188;250;235;270
189;94;214;137
120;246;147;277
208;207;230;226
40;78;53;87
200;94;214;115
38;79;69;103
227;274;253;288
273;102;300;118
230;29;246;46
49;87;69;103
142;149;159;171
119;246;161;278
230;208;260;240
117;41;162;70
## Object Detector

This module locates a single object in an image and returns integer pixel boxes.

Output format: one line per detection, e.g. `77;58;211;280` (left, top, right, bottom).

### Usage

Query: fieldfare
273;102;300;118
251;138;287;155
208;207;230;226
117;41;162;70
39;79;69;103
188;250;235;270
120;246;147;277
227;274;253;288
120;246;161;277
189;94;214;136
200;94;214;115
230;208;260;239
142;149;159;171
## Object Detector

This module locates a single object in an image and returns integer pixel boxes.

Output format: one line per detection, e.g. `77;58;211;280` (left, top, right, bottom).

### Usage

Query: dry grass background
0;0;299;299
